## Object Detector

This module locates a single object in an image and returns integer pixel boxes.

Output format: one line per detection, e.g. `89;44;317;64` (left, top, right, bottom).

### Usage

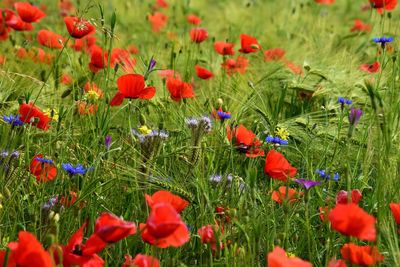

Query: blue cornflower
373;37;394;48
36;157;54;164
265;135;288;145
280;139;289;145
265;135;274;143
62;163;88;176
217;111;232;120
317;169;340;182
373;36;394;44
3;115;24;127
333;173;340;181
338;97;352;105
316;169;329;179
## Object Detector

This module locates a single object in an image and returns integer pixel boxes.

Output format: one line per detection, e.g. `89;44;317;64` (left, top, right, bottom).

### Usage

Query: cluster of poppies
0;211;156;266
1;0;400;266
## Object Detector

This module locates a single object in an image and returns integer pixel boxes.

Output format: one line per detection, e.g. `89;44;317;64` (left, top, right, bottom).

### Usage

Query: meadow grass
0;0;400;266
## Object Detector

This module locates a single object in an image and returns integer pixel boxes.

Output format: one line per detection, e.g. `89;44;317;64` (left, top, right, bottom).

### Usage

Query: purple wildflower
105;135;112;150
148;58;157;72
349;108;363;125
295;179;321;190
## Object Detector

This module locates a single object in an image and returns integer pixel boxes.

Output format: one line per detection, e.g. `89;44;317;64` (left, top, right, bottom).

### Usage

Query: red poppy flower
0;55;5;65
214;41;235;56
34;48;53;64
110;74;156;106
221;56;249;75
328;204;376;241
166;77;195;101
350;19;372;32
6;231;53;267
272;186;303;204
215;205;232;224
59;191;79;207
0;27;10;41
61;223;105;267
70;33;96;52
128;44;139;54
389;203;400;224
340;243;384;266
61;73;73;85
187;14;201;25
37;29;65;49
6;11;33;31
197;224;218;244
29;155;57;183
360;61;380;73
264;150;297;181
157;69;181;80
110;48;130;67
0;250;8;266
88;45;108;73
315;0;335;4
319;206;331;222
195;65;214;80
123;254;160;267
110;48;136;73
59;0;75;17
197;224;222;250
145;190;189;213
94;212;136;243
155;0;168;9
283;59;303;75
148;12;168;32
64;16;95;39
140;202;190;248
226;124;265;157
267;246;313;267
15;47;27;59
0;11;11;41
14;2;46;23
19;102;51;130
264;48;286;61
369;0;397;13
238;34;261;53
190;28;208;43
336;190;362;205
328;258;347;267
77;101;98;115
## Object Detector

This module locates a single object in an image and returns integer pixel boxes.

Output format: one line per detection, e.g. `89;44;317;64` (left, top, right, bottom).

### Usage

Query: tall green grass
0;0;399;266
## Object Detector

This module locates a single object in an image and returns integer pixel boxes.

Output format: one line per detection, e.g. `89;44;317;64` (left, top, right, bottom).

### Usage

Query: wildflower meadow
0;0;400;266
